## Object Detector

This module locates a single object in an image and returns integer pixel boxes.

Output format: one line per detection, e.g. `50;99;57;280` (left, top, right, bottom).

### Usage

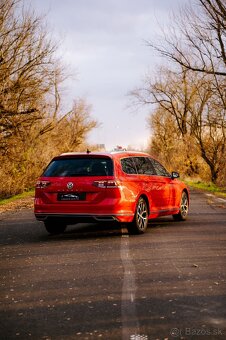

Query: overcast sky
31;0;191;151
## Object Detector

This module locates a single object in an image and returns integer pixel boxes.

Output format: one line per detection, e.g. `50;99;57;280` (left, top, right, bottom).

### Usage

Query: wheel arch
139;194;150;216
182;188;189;205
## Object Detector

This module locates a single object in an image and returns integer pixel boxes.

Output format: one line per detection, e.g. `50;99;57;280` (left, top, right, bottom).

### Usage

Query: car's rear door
131;157;171;212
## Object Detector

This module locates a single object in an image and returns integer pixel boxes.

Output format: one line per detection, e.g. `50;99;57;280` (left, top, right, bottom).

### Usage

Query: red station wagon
34;151;189;234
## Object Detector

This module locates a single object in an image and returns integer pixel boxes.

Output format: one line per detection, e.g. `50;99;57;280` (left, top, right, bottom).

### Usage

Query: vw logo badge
67;182;74;190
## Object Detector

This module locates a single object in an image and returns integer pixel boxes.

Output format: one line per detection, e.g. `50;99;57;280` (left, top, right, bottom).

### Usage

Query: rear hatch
35;155;117;205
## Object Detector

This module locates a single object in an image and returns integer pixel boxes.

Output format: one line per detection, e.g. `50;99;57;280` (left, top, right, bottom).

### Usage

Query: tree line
0;0;98;198
1;0;225;199
132;0;225;185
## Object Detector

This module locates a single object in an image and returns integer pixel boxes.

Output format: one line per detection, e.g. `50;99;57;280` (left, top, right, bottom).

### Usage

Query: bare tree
149;0;226;77
189;79;226;182
148;107;202;177
0;1;99;198
0;0;63;149
135;0;226;183
133;66;225;183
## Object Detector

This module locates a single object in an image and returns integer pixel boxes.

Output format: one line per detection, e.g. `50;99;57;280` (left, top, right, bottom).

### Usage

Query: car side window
121;158;137;174
133;157;156;175
149;158;170;177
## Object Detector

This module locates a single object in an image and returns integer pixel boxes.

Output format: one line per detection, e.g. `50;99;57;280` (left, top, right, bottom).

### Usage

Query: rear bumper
35;212;134;224
34;195;135;223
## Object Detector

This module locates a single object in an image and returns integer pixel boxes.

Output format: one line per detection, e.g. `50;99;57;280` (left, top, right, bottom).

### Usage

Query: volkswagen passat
34;151;189;234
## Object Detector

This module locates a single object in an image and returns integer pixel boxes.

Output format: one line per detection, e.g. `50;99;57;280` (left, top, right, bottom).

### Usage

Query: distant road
0;190;226;339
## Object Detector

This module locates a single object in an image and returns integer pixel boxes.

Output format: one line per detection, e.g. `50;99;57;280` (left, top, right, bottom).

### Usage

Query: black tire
173;191;189;221
44;221;67;235
127;197;148;234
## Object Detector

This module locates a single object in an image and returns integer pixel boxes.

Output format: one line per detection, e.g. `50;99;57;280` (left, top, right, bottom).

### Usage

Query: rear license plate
58;193;86;201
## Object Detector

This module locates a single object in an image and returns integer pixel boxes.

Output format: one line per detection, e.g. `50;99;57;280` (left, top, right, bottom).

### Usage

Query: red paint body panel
34;151;189;224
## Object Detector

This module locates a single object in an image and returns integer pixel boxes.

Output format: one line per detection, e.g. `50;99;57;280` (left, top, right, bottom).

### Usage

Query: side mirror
171;171;180;179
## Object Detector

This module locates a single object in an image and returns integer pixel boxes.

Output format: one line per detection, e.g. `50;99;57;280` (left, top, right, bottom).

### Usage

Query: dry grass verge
0;193;34;214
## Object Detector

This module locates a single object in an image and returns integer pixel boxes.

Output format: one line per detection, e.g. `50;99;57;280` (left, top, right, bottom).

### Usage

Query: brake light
36;180;51;188
93;180;119;188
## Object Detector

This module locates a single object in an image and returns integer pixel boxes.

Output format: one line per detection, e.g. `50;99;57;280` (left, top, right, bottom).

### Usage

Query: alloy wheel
137;199;148;230
180;192;189;218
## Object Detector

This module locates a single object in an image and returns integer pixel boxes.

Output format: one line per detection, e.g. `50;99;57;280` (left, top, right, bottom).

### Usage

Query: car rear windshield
42;157;114;177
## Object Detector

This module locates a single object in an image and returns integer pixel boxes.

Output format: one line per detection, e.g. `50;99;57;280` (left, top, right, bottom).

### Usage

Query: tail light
36;180;51;189
93;180;119;188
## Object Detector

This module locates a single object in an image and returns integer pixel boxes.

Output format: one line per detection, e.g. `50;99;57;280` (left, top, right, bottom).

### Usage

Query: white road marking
205;193;226;202
120;231;140;339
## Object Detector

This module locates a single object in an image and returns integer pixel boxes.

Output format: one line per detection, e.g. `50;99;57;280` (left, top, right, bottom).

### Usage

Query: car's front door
148;157;178;212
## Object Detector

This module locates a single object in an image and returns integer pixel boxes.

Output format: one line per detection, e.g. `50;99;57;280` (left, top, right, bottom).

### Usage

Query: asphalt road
0;190;226;340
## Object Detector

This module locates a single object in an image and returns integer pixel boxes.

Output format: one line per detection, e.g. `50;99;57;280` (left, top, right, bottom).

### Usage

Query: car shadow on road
0;214;182;246
38;216;178;242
